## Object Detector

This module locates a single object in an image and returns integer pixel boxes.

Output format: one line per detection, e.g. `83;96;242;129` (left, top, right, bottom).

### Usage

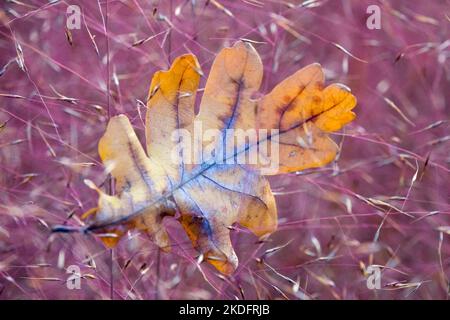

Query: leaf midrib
86;104;336;232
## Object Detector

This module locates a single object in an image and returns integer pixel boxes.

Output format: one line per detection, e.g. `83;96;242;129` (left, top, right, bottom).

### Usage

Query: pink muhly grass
0;0;449;300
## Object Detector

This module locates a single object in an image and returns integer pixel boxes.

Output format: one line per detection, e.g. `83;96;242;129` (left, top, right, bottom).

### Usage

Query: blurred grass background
0;0;449;299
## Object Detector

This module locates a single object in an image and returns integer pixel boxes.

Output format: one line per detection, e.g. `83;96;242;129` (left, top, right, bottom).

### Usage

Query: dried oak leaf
83;41;357;274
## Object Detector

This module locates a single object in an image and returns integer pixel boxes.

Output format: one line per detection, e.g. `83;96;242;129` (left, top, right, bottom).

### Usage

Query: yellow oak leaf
81;41;357;274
